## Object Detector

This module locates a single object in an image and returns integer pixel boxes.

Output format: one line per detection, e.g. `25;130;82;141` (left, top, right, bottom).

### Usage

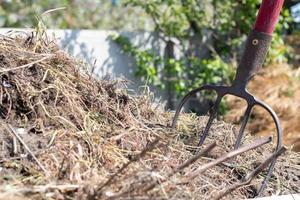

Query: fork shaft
233;30;272;88
233;0;285;88
254;0;285;35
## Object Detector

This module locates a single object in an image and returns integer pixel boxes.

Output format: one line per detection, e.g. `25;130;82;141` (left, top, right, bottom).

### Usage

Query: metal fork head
171;83;283;196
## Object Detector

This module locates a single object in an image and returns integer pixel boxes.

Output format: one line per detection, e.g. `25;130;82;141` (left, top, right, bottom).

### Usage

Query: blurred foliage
124;0;292;63
0;0;151;30
112;34;233;115
112;0;293;111
112;35;234;98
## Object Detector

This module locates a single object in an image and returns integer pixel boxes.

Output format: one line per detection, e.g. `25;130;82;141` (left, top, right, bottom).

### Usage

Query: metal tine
229;98;282;196
172;87;204;128
172;84;283;196
196;95;223;148
234;105;254;150
254;99;283;197
172;85;216;128
255;100;283;149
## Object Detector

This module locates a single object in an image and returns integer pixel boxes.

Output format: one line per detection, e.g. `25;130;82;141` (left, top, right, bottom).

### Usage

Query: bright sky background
291;3;300;22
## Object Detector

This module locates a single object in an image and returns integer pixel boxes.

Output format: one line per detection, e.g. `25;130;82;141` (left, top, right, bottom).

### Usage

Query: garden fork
172;0;284;196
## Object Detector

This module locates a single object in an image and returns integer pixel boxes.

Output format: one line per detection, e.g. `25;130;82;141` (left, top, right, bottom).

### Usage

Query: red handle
254;0;285;35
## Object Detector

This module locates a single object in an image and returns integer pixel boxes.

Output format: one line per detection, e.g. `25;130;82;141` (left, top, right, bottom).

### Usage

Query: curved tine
234;104;254;150
254;100;283;197
171;85;217;129
196;94;223;148
255;100;283;150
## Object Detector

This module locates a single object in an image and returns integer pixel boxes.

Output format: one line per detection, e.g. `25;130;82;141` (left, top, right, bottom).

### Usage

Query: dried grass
0;31;299;200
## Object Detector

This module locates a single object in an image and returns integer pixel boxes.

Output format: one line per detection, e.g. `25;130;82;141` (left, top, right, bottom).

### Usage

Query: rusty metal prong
234;104;254;150
254;99;283;197
172;85;216;129
196;95;223;149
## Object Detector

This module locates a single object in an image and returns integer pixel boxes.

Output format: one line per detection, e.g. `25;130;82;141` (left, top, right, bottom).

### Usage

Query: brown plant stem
184;136;272;182
213;146;287;200
142;141;217;193
1;121;49;175
94;138;160;197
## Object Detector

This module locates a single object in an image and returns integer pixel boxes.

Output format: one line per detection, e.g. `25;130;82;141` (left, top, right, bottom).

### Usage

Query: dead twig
0;184;79;194
42;7;66;16
106;142;216;200
213;146;287;200
0;155;25;163
184;136;272;182
93;138;160;198
1;121;49;175
109;142;216;200
12;135;18;155
0;55;53;73
142;142;217;193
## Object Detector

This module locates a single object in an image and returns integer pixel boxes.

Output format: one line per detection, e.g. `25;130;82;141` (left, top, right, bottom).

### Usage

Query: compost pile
0;31;299;200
